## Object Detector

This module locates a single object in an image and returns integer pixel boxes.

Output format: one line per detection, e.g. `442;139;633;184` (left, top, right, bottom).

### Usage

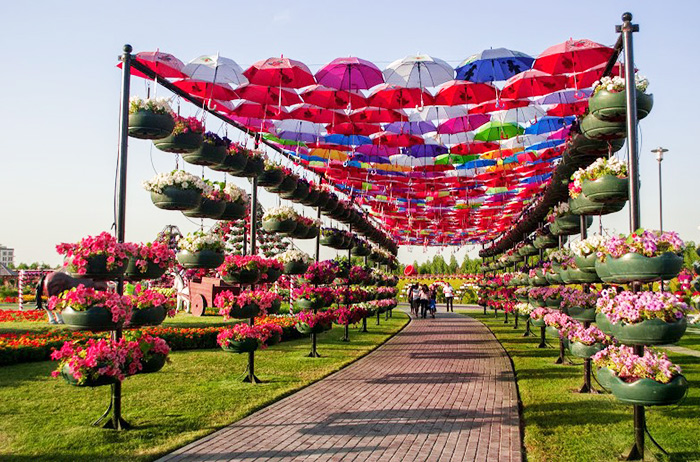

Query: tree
448;255;459;274
683;241;699;271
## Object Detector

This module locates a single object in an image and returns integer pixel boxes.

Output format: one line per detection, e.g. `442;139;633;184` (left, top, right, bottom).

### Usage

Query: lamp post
651;147;669;232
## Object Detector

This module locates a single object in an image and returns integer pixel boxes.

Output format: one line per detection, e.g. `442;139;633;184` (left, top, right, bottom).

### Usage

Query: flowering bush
0;310;46;323
129;286;176;317
171;115;204;135
333;306;367;325
126;332;171;363
547;248;573;266
604;229;684;258
131;241;176;272
217;323;272;349
129;96;172;115
214;289;281;320
592;345;680;384
335;286;369;305
592;75;649;95
545;202;570;223
293;286;336;306
296;310;335;329
218;255;265;277
596;290;691;324
178;231;224;253
256;257;284;282
143;170;206;194
263;206;298;222
276;249;310;264
560;288;597;310
48;285;133;324
56;232;135;275
566;324;608;346
570;235;607;258
543;311;577;335
51;338;142;384
303;261;340;285
514;303;535;316
569;157;628;199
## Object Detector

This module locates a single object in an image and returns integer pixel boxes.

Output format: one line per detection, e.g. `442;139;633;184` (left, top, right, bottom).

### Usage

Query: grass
0;311;408;461
459;311;700;462
677;329;700;353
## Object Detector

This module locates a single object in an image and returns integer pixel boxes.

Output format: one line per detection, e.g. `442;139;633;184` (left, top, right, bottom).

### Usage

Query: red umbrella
315;57;384;91
470;99;530;114
433;80;498;106
236;84;302;106
367;84;434;109
349;107;403;124
327;122;382;136
299;84;367;110
450;142;500;155
567;62;625;89
118;51;187;79
372;131;425;147
172;79;239;101
227;101;288;119
546;101;588;117
288;104;349;124
243;57;315;88
533;39;614;74
500;70;568;99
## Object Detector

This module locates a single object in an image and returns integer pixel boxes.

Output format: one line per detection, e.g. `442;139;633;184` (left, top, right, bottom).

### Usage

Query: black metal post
577;215;596;393
308;206;322;357
342;224;352;342
244;175;261;383
537;325;547;348
522;318;532;337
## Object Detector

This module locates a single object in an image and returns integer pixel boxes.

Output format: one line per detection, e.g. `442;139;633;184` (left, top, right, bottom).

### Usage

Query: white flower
276;249;310;264
129;96;173;115
571;235;606;257
223;183;247;203
263;206;298;221
142;170;206;194
178;231;223;252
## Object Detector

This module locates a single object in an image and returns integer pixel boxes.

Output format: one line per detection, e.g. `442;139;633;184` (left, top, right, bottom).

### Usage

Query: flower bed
0;310;46;323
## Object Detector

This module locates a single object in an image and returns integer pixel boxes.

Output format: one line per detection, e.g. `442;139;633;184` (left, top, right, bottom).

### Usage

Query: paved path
158;310;522;462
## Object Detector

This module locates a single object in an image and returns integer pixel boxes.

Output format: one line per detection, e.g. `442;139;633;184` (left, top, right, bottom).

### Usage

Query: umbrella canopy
228;101;287;119
236;84;302;106
349;107;403;124
287;104;349;124
299;84;367;109
437;115;490;134
473;121;524;142
491;105;547;125
500;69;568;99
533;39;614;74
119;51;187;79
324;134;372;146
368;84;434;109
535;88;592;105
327;122;381;136
455;48;534;82
182;55;248;85
315;57;384;90
384;121;437;135
408;105;470;122
243;57;315;88
383;55;454;88
433;80;498;106
172;79;239;100
524;116;574;135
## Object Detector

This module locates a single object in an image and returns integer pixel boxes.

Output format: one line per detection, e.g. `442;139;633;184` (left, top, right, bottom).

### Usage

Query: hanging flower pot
580;114;627;141
226;303;262;319
139;353;168;373
594;258;615;283
296;322;325;335
290;222;309;239
559;267;572;284
569;132;625;157
124;258;167;281
176;249;225;269
219;201;247;221
241;155;265;178
351;244;371;257
265;267;282;284
267;174;297;194
223;269;261;285
295;298;325;311
182;198;226;219
595;312;616;336
313;191;330;209
569;193;625;216
574;253;597;273
606;252;683;283
128;110;175;140
320;233;344;249
568;306;597;323
545;296;562;308
596;367;615;391
299;188;320;207
222;337;259;354
545;272;563;285
257;167;285;188
609;374;688;406
283;259;309;275
61;305;121;331
569;341;605;359
280;181;310;202
60;363;119;387
150;186;203;211
182;132;228;166
519;244;538;257
322;194;339;213
129;306;167;328
210;151;248;174
153;118;204;153
533;234;559;249
263;218;297;234
581;175;629;203
588;88;653;122
567;268;600;284
67;254;128;280
545;326;560;339
530;317;546;328
303;226;319;240
613;317;687;346
553;214;590;235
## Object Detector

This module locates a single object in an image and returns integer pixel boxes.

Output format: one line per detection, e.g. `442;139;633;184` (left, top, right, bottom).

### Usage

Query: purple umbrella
535;88;592;105
350;153;391;163
276;131;321;143
315;57;384;91
406;145;448;158
384;121;437;135
437;115;490;134
355;144;400;156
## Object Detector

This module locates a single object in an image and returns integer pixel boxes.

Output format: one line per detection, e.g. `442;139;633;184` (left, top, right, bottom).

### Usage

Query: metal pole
652;147;668;233
309;205;322;357
244;174;260;383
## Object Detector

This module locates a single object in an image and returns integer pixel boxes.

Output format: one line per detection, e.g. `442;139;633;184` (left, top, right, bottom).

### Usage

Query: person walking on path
408;284;418;316
428;284;437;318
444;284;455;312
419;284;430;318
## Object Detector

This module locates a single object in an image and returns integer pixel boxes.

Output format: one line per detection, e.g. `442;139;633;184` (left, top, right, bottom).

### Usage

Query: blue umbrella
524;117;575;135
323;134;372;146
455;48;534;82
527;139;565;151
520;173;553;184
456;159;497;170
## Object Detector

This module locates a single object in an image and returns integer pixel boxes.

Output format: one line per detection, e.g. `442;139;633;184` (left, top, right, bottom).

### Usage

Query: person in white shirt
444;284;455;312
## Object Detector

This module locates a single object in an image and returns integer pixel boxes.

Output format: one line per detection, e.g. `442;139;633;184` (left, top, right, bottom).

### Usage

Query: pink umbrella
118;51;187;79
299;84;368;109
315;57;384;91
236;84;302;106
172;79;239;101
243;57;315;88
437;115;490;134
367;84;434;109
500;69;568;99
533;39;614;74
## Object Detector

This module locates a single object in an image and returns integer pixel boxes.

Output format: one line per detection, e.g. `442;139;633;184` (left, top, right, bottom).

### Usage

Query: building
0;245;14;267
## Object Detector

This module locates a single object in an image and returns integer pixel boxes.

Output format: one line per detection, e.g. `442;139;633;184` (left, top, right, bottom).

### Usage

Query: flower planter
266;333;282;346
262;218;297;234
219;201;247;220
264;267;282;284
296;322;325;335
595;312;616;336
290;223;309;239
62;305;120;331
581;175;629;203
223;269;261;285
588;88;654;122
613;317;687;346
546;272;564;285
222;338;259;354
609;374;688;406
124;258;166;281
295;298;324;311
129;306;167;327
533;234;559;249
545;326;560;339
568;306;597;322
257;168;285;188
606;252;683;283
176;249;225;269
569;193;625;216
531;276;548;287
150;187;202;211
312;191;329;209
240;156;265;178
267;175;297;194
269;299;282;315
567;268;600;284
60;364;118;387
594;258;615;283
569;341;605;359
280;182;310;202
553;214;591;235
322;195;339;213
182;143;227;166
530;318;546;328
596;367;615;391
580;114;627;141
182;198;226;219
210;152;247;174
519;244;538;257
283;260;308;275
299;189;320;207
303;226;319;240
225;303;261;319
574;254;597;273
545;297;562;308
139;353;168;373
569;132;625;156
128;110;175;140
154;131;203;153
68;254;128;280
320;234;344;249
558;268;572;284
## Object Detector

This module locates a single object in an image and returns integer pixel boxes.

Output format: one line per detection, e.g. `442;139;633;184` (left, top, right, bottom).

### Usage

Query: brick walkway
158;309;522;462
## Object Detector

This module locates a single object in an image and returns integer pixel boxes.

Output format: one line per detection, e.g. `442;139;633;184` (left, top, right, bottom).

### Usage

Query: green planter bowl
176;249;225;269
534;234;559;249
569;341;605;359
139;353;168;374
588;88;654;122
128;306;167;328
545;297;562;308
154;131;203;153
266;333;282;347
240;156;265;178
595;311;616;336
62;306;120;332
574;253;597;273
531;318;546;328
351;245;371;257
182;198;226;219
568;268;600;284
559;268;572;284
128;110;175;140
299;189;320;207
267;175;297;194
581;175;629;203
613;317;687;346
225;303;261;319
320;234;344;249
553;214;591;235
596;367;615;391
580;113;627;141
594;258;616;283
280;182;310;202
303;226;319;240
124;258;166;281
222;338;259;354
606;252;683;283
532;276;548;286
182;143;227;166
568;306;597;322
61;364;118;387
68;254;128;281
283;260;309;275
290;223;309;239
569;193;626;216
262;218;297;234
321;195;339;213
219;201;247;221
150;187;202;211
295;298;325;311
546;272;563;285
257;168;285;188
545;326;560;339
223;268;261;285
264;267;282;284
519;244;538;257
210;152;247;174
296;322;325;335
529;297;545;308
609;374;688;406
569;132;625;156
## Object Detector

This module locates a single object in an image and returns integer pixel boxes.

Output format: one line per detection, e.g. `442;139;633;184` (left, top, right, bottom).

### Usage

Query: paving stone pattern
158;310;522;462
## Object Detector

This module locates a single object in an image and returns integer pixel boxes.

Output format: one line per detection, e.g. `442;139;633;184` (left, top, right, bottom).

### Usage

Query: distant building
0;245;14;266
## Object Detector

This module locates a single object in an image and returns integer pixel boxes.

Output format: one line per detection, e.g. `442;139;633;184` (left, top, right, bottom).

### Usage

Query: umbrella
473;121;524;142
315;57;384;91
307;148;348;161
434;153;479;165
326;122;381;136
324;134;372;146
406;145;448;158
524;116;574;135
367;84;434;108
349;107;403;124
276;131;320;143
172;79;239;100
299;84;367;109
546;101;589;117
384;121;436;135
470;99;530;114
287;104;349;124
533;39;614;74
491;105;547;125
355;144;400;157
118;51;187;79
182;55;248;86
243;57;315;88
455;159;497;170
230;116;275;132
236;84;302;106
263;133;307;146
567;62;625;89
500;69;568;99
498;134;548;150
455;48;534;82
372;131;425;147
383;54;454;88
433;80;498;106
408;105;470;122
526;139;565;151
535;88;592;105
273;119;324;134
228;101;288;119
450;142;500;155
389;155;435;168
437;115;490;134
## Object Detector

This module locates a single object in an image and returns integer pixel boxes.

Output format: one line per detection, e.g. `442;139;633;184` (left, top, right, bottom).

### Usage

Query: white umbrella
383;54;454;88
389;154;435;167
407;105;470;122
426;131;474;146
182;54;249;85
272;119;325;134
498;134;548;150
490;105;547;125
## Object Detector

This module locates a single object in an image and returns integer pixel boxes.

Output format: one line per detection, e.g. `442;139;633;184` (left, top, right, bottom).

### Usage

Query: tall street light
651;147;669;232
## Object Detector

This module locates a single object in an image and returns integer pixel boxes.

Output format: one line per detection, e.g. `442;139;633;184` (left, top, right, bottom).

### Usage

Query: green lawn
0;311;408;461
460;311;700;462
677;329;700;353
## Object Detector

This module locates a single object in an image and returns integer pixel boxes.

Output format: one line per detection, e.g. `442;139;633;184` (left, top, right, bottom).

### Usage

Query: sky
2;0;699;267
